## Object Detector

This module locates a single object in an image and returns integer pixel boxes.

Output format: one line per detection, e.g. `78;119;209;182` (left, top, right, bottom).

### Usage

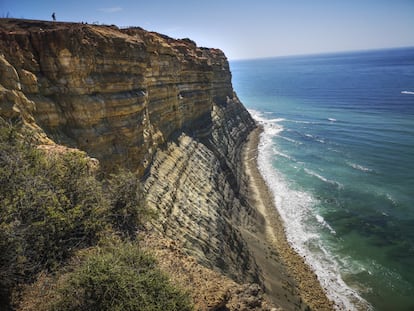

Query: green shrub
0;120;151;307
48;240;193;311
106;169;154;238
0;122;109;288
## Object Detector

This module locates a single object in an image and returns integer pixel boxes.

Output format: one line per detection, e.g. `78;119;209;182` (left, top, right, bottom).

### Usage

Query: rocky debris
141;232;281;311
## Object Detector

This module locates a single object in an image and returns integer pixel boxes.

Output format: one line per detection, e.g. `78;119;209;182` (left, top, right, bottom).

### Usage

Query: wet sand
242;126;335;311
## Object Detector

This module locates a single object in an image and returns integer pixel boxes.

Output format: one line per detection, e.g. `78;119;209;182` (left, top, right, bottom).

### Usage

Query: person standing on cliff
52;12;56;21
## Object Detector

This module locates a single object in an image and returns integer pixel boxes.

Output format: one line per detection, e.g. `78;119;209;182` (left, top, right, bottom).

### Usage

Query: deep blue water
231;47;414;311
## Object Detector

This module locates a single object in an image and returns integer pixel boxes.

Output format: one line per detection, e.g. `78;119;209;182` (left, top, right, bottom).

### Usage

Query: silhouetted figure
52;12;56;21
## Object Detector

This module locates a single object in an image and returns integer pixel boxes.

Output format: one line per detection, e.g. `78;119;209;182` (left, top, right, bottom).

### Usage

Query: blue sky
1;0;414;60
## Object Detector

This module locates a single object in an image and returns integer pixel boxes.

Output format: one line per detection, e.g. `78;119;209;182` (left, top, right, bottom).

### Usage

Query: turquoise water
230;47;414;311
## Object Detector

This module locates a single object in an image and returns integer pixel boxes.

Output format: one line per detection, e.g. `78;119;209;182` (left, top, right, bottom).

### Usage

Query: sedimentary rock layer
1;19;319;310
0;18;260;282
0;19;236;174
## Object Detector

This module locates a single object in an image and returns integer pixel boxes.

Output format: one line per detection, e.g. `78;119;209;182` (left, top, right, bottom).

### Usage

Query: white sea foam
248;109;267;122
401;90;414;95
248;110;285;124
315;214;337;235
347;161;373;172
249;109;285;137
279;135;302;145
267;117;286;123
286;119;314;124
304;133;326;144
304;168;343;189
386;193;398;207
272;147;295;161
253;118;371;310
328;118;337;122
266;124;284;136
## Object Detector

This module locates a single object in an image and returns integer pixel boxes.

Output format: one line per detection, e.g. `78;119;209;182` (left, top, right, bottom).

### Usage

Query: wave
248;109;267;122
315;214;336;235
272;147;295;161
248;109;285;124
304;133;326;144
256;131;370;310
279;135;303;145
267;117;286;123
346;161;373;172
385;193;398;207
265;124;284;136
285;119;315;124
328;147;341;153
285;118;337;125
401;90;414;95
304;168;343;189
249;109;285;137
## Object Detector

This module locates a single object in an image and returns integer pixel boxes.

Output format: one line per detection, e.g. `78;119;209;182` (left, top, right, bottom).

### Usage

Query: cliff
0;19;240;174
0;19;314;310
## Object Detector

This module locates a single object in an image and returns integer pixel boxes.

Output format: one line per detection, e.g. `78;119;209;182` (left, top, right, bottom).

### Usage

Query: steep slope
0;16;259;280
0;19;316;310
0;19;237;174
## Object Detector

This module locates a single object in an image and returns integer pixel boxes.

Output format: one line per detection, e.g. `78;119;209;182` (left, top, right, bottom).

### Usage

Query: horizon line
228;45;414;62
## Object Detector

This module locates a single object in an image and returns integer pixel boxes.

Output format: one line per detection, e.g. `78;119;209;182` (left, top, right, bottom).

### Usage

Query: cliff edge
0;19;245;174
0;19;320;310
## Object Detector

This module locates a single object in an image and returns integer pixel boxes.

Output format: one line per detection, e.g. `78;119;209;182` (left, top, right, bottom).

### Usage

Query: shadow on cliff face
0;18;284;309
0;18;233;175
142;95;261;287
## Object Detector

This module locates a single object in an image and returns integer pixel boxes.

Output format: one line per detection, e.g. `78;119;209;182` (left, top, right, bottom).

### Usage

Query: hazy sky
2;0;414;60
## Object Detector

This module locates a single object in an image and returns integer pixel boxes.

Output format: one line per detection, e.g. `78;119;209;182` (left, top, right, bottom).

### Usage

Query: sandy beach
242;126;335;311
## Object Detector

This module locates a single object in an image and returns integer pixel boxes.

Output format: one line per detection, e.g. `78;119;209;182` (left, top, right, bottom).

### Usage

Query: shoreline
242;126;335;310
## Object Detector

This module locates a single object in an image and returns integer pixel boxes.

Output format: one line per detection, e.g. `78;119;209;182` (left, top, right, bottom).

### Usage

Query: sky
1;0;414;60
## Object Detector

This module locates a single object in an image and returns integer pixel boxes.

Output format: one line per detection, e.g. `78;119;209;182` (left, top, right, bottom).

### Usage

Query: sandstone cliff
0;19;239;174
0;19;309;310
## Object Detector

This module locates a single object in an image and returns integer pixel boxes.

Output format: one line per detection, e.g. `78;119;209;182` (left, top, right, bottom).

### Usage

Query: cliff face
0;19;240;174
144;101;258;282
0;19;262;287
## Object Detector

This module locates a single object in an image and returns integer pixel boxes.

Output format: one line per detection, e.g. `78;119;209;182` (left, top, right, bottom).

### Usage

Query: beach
242;126;335;311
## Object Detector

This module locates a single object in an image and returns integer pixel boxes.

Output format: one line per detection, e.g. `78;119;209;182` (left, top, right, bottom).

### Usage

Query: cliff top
0;18;222;55
0;17;232;173
0;18;154;38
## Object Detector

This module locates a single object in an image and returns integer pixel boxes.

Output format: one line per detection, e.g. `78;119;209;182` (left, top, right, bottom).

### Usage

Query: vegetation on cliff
0;19;291;311
38;238;192;311
0;119;192;310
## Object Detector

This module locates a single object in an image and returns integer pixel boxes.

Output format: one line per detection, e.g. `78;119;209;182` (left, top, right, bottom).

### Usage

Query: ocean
230;47;414;311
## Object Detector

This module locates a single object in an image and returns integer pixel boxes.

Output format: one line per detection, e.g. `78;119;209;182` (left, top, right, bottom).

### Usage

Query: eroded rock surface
1;19;309;310
0;19;238;174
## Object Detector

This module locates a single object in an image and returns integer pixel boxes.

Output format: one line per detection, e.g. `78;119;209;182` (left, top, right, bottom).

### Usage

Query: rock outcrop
1;19;308;310
0;19;240;174
0;16;259;280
